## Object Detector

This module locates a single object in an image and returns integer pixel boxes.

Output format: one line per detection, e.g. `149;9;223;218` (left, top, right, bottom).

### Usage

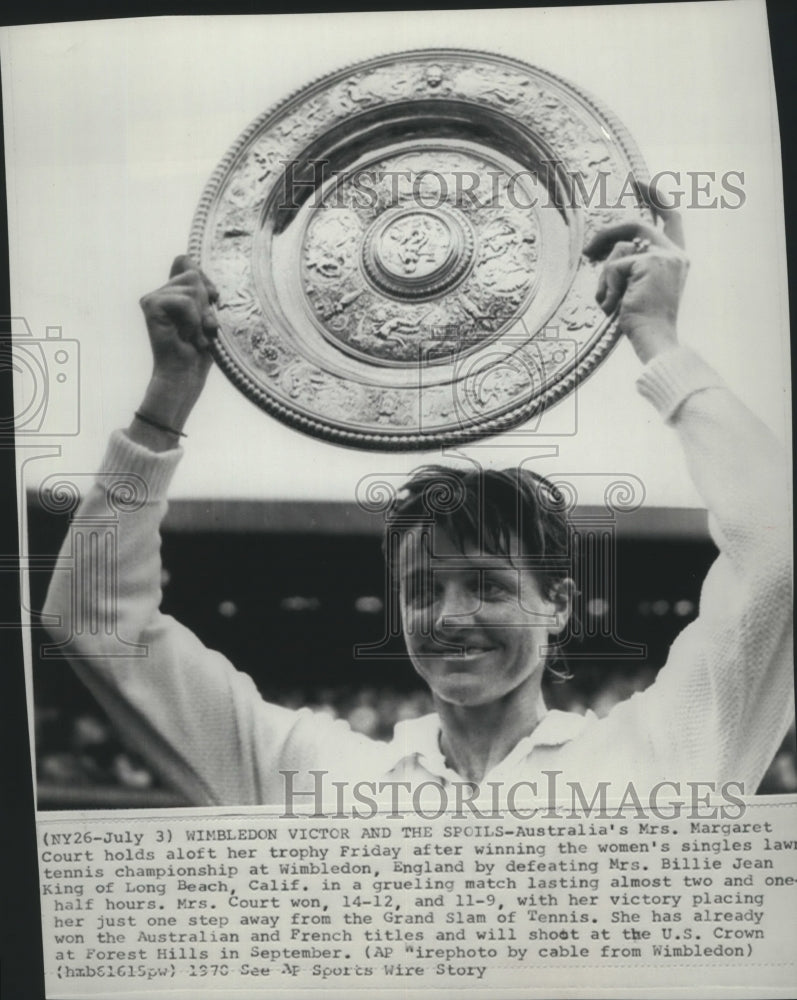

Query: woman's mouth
457;645;497;659
419;641;498;661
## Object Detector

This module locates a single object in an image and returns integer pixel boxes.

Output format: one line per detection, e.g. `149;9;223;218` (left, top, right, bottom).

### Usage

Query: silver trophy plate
190;49;649;450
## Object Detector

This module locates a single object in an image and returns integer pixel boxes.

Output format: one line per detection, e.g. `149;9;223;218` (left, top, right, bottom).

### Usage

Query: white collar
386;702;594;781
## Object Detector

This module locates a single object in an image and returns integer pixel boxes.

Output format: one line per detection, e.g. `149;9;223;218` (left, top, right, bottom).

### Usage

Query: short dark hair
383;464;574;600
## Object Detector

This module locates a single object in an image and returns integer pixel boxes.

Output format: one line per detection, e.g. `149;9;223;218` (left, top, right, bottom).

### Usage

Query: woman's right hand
140;255;219;394
130;256;219;449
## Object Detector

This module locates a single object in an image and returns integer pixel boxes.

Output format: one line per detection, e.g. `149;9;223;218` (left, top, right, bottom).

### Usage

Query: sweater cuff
635;346;726;422
100;429;183;502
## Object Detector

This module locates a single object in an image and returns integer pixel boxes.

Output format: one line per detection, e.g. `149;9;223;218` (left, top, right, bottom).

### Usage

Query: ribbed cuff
100;429;183;501
635;346;726;422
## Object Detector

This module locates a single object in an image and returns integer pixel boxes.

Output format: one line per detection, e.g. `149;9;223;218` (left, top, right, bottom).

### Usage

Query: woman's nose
434;580;479;631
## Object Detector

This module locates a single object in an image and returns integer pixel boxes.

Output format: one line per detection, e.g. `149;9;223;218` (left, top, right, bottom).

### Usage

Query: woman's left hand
584;189;689;363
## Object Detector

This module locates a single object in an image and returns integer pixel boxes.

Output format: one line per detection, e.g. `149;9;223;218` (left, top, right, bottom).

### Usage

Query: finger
597;258;634;315
169;256;219;304
183;299;219;350
660;208;685;249
606;241;637;261
633;179;660;215
584;223;668;262
194;331;213;352
169;254;198;279
596;241;636;305
201;304;219;339
159;295;204;344
635;179;686;249
140;289;191;321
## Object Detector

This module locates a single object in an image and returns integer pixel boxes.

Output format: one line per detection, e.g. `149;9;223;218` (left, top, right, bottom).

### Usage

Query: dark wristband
134;410;187;438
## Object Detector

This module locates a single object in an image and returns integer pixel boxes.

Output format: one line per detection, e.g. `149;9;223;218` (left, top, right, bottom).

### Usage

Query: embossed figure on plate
379;211;452;277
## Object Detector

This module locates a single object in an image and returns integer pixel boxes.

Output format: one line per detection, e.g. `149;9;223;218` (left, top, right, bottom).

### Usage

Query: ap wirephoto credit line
2;3;794;998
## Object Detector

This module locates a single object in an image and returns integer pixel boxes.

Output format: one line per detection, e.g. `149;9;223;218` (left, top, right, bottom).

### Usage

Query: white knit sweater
42;347;793;805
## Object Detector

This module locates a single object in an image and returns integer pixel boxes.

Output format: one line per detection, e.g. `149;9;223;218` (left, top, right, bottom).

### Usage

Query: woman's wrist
127;373;203;452
627;320;679;365
127;414;182;452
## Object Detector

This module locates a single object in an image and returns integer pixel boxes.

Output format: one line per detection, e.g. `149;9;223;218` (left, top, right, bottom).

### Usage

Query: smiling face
398;525;570;709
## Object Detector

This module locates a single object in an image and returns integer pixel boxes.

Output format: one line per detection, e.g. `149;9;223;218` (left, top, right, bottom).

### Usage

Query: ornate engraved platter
190;49;649;450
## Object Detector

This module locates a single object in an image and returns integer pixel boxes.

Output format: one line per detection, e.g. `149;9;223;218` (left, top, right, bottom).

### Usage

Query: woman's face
398;525;570;709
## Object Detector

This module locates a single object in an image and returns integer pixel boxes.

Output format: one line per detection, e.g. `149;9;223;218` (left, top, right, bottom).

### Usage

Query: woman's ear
548;578;576;634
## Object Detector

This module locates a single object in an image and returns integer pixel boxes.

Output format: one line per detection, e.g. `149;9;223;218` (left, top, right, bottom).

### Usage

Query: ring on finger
632;237;651;254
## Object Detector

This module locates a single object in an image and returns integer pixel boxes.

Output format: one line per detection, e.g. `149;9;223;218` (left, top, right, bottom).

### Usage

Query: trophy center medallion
363;208;474;300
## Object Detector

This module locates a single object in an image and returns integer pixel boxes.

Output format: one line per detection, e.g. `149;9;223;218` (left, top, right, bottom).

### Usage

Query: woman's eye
482;577;508;598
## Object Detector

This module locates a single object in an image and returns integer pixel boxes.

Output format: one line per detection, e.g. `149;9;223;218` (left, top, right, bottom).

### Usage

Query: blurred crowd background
29;498;796;808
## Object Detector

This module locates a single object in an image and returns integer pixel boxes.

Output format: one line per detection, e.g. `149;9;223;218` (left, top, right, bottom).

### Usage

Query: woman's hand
130;256;219;449
584;191;689;364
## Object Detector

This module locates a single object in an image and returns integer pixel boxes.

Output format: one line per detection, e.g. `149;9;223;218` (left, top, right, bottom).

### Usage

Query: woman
43;213;793;808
